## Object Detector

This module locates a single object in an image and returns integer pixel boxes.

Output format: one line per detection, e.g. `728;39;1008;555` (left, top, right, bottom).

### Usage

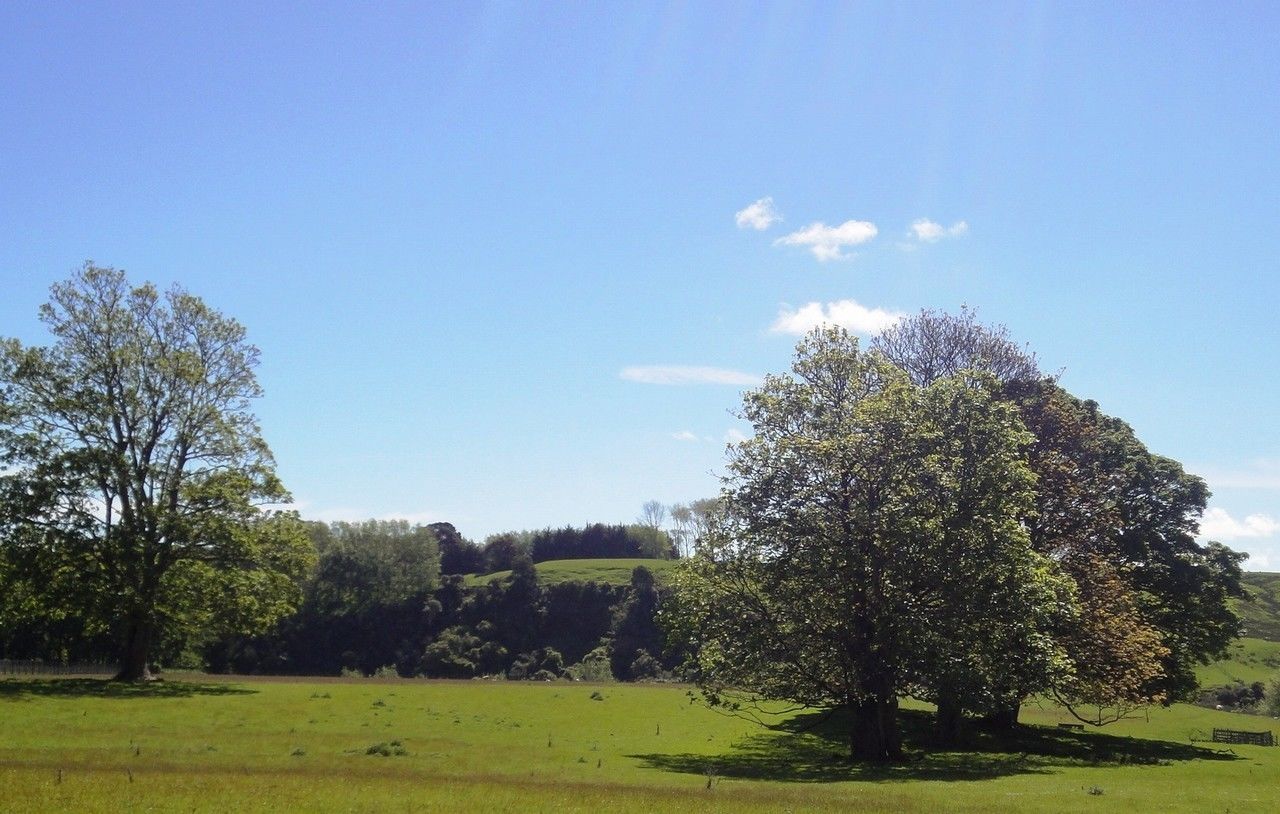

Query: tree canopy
0;264;312;680
669;328;1067;760
873;309;1244;723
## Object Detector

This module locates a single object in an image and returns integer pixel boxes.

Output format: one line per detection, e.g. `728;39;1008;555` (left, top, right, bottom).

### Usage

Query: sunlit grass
463;557;678;587
1195;637;1280;687
0;676;1276;812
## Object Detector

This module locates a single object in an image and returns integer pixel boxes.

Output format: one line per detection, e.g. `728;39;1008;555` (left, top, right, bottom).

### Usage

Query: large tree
0;264;312;680
872;310;1245;724
669;328;1063;760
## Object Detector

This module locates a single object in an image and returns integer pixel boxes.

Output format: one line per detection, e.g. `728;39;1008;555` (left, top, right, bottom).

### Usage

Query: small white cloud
672;430;699;442
621;365;761;386
775;220;878;261
724;428;749;444
910;219;969;243
1199;507;1280;541
735;197;782;230
770;299;905;336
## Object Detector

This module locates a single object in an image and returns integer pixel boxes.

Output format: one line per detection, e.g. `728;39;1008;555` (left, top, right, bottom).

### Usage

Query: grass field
1195;637;1280;688
1;676;1277;813
1239;572;1280;642
463;557;677;588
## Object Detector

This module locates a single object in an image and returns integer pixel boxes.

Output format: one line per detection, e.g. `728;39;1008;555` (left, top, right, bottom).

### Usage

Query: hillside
1238;571;1280;641
1195;636;1280;687
462;557;678;588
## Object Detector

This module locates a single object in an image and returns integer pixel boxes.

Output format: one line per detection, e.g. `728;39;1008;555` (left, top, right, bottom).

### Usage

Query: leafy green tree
609;566;665;680
873;311;1245;725
0;264;312;680
481;532;527;573
1005;379;1245;721
669;328;1060;760
905;374;1074;743
309;520;440;612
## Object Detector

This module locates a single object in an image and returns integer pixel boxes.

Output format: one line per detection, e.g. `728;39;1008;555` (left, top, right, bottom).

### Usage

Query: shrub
366;740;408;757
567;646;614;682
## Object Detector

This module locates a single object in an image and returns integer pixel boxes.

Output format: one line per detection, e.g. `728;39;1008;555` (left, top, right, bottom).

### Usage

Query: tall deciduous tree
872;311;1245;724
669;328;1061;761
0;264;312;680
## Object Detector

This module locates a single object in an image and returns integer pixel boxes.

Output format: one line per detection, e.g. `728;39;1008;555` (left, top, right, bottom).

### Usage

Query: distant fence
0;659;117;677
1212;728;1275;747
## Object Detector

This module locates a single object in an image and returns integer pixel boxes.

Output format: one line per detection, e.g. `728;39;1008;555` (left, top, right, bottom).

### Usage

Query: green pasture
1238;572;1280;642
1;677;1277;813
463;557;677;588
1195;637;1280;687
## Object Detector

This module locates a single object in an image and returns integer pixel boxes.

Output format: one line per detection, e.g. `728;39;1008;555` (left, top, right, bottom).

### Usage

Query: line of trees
208;523;677;682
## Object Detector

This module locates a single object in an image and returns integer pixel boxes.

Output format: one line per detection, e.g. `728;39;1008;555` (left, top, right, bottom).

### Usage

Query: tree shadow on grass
630;708;1240;783
0;678;257;700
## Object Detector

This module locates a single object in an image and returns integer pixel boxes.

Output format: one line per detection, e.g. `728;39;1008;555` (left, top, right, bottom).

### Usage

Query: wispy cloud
724;427;749;444
672;430;700;442
910;219;969;243
1197;460;1280;490
621;365;761;386
275;502;441;525
770;299;905;336
735;197;782;230
775;220;878;261
1199;507;1279;541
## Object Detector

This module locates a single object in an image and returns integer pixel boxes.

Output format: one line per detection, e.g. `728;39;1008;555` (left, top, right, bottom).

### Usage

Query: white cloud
724;428;749;444
672;430;699;442
775;220;878;261
735;197;782;230
910;219;969;243
1198;460;1280;490
1199;507;1280;541
770;299;905;336
620;365;761;386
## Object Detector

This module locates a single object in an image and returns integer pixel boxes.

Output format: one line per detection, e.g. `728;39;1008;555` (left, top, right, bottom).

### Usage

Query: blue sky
2;2;1279;566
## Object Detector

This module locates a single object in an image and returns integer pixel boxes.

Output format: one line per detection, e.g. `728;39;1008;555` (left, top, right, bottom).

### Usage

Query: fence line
0;659;117;677
1212;727;1275;747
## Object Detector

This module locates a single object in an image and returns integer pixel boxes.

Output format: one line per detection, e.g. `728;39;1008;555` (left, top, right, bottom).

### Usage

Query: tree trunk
935;693;964;746
849;698;902;762
114;615;156;682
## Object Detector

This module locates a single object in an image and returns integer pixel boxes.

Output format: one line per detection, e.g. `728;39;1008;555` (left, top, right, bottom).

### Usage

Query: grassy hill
1238;571;1280;641
462;557;678;588
1195;636;1280;687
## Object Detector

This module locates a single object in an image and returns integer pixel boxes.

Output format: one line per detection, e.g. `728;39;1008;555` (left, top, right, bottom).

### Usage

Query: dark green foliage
433;522;484;575
206;519;440;676
527;524;674;563
482;533;528;573
419;626;507;678
609;567;670;680
539;581;628;665
507;648;565;680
